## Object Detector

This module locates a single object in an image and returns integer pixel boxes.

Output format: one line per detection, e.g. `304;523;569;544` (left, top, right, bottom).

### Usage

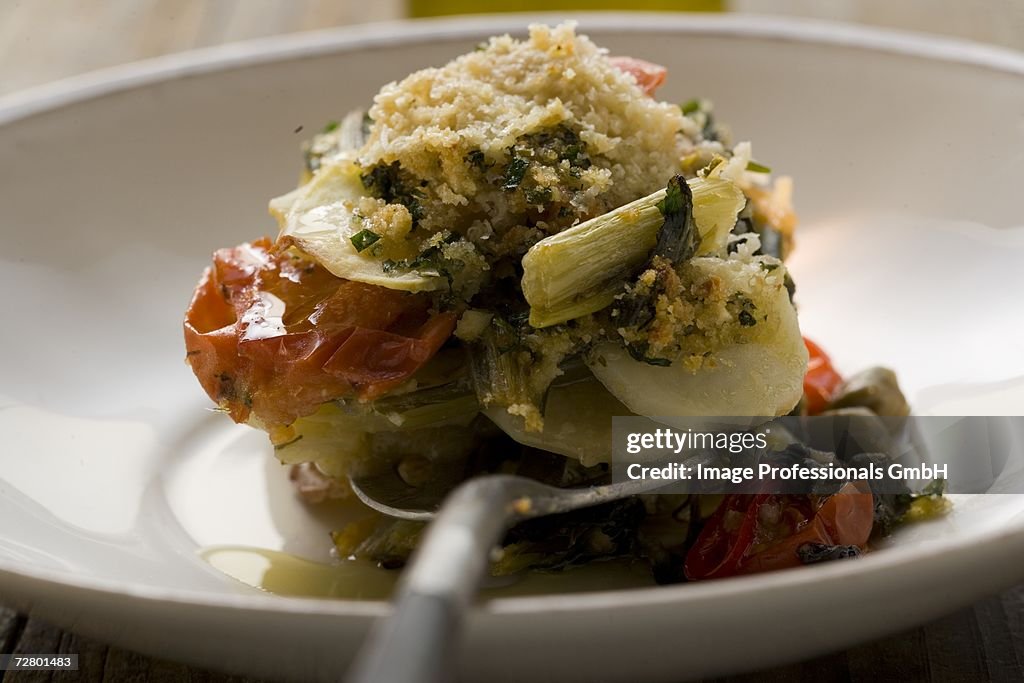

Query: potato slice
587;256;807;424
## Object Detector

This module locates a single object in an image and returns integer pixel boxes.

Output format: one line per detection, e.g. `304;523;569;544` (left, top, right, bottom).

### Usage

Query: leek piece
337;108;369;152
468;316;537;413
521;176;744;327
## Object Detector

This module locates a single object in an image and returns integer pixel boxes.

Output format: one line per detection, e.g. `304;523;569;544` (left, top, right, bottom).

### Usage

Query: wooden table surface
2;1;1023;681
2;589;1023;682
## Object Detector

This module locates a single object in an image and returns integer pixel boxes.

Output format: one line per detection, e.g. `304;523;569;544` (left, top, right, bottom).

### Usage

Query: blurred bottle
409;0;724;17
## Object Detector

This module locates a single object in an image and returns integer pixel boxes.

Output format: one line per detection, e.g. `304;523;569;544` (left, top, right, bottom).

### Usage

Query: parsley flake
350;229;381;253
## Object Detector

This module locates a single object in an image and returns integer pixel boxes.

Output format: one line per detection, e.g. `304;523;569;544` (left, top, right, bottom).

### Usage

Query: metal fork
344;469;664;683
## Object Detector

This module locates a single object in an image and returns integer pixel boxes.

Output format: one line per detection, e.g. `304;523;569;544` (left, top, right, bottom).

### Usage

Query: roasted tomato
803;337;844;415
608;56;667;96
184;238;456;427
684;482;873;580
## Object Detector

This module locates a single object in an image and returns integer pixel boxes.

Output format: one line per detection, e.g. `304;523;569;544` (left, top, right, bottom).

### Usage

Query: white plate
2;13;1024;683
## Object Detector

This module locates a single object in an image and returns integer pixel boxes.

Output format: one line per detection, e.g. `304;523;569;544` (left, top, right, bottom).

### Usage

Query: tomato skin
184;241;272;424
323;311;458;400
608;56;668;96
184;239;455;426
740;483;874;575
683;494;764;580
803;337;844;415
684;483;874;580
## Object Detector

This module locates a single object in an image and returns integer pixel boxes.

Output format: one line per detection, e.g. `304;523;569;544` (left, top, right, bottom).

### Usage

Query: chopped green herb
728;292;758;327
562;143;585;165
620;334;674;367
524;186;553;206
502;156;530;191
638;353;672;367
360;160;425;224
746;160;772;173
680;99;701;115
350;229;381;253
322;120;340;134
465;149;491;172
380;231;462;286
760;262;780;272
522;125;590;168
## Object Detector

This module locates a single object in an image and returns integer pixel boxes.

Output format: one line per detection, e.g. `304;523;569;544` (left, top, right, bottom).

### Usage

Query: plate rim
2;500;1024;619
3;11;1024;126
3;11;1024;619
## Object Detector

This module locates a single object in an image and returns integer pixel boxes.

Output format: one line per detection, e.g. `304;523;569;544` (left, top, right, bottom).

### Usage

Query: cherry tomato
683;494;766;580
803;337;844;415
684;482;874;580
184;239;455;427
608;56;668;96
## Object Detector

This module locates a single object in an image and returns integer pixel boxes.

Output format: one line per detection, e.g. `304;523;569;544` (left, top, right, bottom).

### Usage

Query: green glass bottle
409;0;724;17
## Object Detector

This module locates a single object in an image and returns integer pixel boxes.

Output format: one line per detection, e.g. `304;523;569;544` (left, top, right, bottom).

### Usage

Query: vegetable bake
184;23;943;583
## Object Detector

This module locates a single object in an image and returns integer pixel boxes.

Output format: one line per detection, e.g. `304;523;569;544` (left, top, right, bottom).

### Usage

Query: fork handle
346;476;520;683
346;592;459;683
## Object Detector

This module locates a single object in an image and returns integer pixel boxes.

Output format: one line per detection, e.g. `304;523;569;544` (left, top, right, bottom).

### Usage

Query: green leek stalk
521;176;744;328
